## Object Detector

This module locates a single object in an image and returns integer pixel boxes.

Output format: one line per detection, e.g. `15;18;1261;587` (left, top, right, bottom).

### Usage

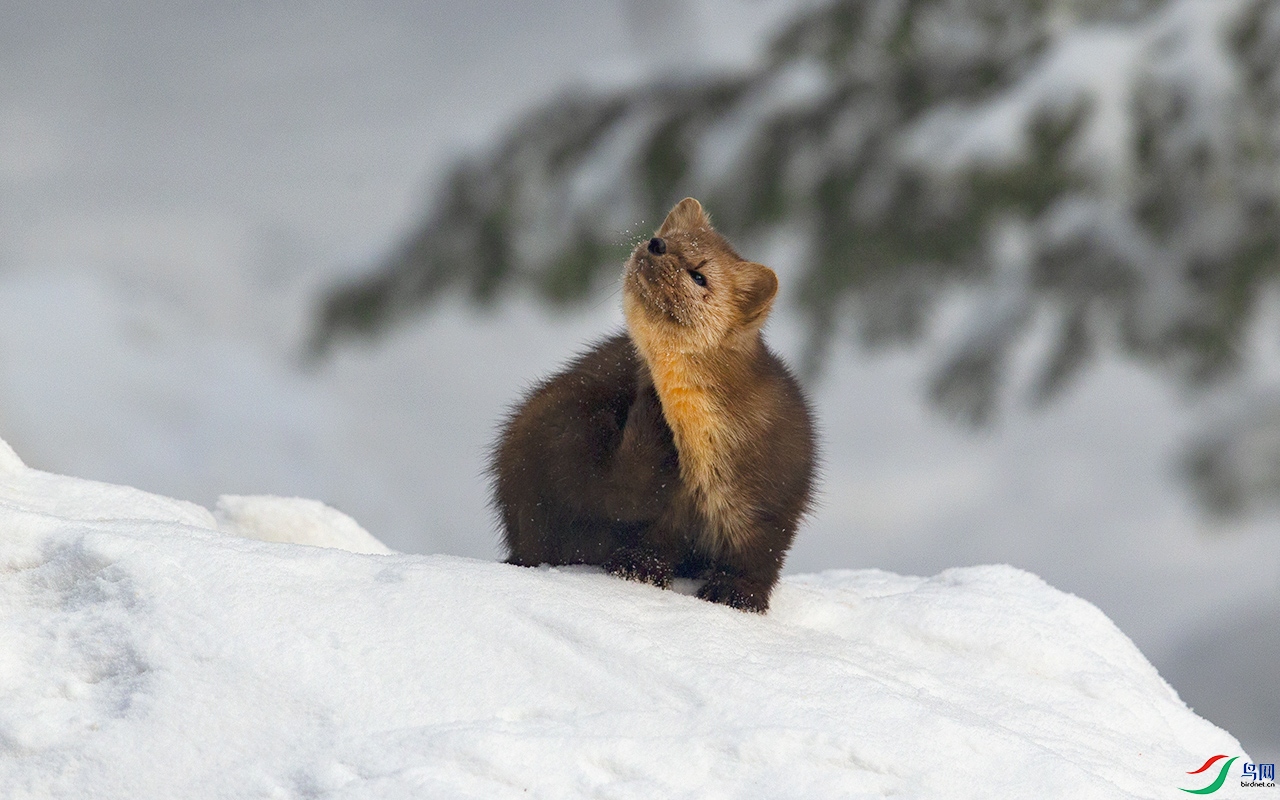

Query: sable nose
647;237;667;255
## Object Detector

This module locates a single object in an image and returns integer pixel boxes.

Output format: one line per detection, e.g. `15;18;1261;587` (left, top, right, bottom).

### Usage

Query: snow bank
214;495;393;555
0;436;1245;798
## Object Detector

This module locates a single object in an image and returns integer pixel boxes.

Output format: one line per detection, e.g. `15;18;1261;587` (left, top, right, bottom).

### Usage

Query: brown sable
492;198;816;612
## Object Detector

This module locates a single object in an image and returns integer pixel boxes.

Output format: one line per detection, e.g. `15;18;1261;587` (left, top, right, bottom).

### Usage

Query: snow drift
0;434;1245;798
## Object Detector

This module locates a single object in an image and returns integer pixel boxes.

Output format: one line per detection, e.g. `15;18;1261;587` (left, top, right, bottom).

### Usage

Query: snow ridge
0;435;1244;798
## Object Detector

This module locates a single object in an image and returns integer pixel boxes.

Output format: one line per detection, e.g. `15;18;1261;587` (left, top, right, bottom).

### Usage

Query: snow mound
215;494;393;555
0;435;1244;798
0;436;25;474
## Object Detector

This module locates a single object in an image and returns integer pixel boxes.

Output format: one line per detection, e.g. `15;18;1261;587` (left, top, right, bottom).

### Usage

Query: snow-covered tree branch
313;0;1280;514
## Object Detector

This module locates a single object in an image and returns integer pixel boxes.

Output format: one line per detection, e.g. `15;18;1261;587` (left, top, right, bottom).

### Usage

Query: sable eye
688;269;707;287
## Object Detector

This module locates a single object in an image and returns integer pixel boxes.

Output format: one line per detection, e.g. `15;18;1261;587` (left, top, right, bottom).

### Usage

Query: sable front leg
696;525;789;613
603;507;689;591
599;381;678;522
603;545;674;588
697;571;773;612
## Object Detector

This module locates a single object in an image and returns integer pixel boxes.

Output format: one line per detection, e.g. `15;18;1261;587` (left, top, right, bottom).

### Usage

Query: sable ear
657;197;712;236
740;263;778;326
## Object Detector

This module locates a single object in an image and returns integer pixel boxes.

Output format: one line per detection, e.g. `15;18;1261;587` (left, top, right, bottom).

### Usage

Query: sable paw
697;575;770;613
604;547;673;589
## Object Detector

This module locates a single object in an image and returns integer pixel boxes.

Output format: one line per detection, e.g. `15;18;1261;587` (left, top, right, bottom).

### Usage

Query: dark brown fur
492;199;816;612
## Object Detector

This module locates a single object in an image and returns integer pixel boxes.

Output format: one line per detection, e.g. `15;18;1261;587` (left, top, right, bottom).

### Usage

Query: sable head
623;198;778;354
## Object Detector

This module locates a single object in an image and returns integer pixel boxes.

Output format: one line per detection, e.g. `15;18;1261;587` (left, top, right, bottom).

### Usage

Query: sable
492;198;816;611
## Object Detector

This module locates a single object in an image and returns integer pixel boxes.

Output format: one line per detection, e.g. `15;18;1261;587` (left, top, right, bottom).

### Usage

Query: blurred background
1;0;1276;760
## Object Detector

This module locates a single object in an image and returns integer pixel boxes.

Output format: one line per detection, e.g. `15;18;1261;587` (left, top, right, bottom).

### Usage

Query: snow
902;26;1148;176
902;0;1246;182
215;495;393;556
0;435;1246;798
